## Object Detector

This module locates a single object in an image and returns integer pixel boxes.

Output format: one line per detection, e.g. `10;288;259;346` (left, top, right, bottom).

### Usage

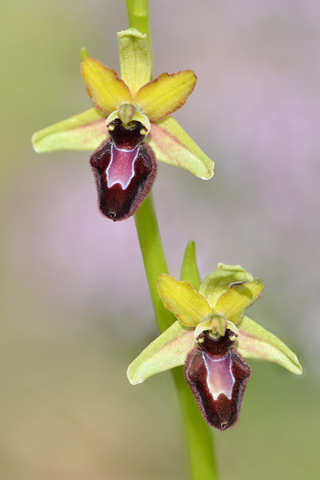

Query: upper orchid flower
127;261;302;431
32;28;214;220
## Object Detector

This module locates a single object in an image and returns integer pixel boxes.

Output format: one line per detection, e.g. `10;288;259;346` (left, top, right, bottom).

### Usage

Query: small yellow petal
81;57;131;114
199;264;253;309
215;280;264;324
157;274;211;327
136;71;197;121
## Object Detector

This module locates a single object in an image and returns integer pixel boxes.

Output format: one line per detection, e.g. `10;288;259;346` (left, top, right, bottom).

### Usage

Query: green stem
128;1;218;478
172;367;219;480
134;195;219;480
134;194;172;333
125;0;151;43
125;0;153;77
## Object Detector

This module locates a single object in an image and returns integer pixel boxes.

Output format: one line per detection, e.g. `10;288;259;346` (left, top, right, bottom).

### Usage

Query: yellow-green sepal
81;57;131;114
148;116;214;179
237;316;302;375
32;108;107;152
215;279;264;325
127;321;194;385
157;274;211;328
199;264;255;309
117;28;152;96
136;71;197;121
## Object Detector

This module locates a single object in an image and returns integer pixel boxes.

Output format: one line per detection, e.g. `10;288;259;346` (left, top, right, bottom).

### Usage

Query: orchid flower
32;28;214;220
127;262;302;430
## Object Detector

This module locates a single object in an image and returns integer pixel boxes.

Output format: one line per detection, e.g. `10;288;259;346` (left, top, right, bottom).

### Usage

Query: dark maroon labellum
185;329;251;430
90;118;157;221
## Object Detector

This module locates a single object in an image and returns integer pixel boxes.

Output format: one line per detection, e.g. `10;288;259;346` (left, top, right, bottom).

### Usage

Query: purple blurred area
1;0;319;479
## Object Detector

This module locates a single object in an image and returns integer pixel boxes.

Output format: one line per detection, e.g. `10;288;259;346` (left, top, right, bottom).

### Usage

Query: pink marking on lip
106;144;140;190
203;352;235;401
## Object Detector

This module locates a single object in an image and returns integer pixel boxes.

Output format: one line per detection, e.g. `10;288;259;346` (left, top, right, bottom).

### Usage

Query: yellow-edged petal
199;264;254;309
135;70;197;121
215;279;264;325
81;57;131;114
117;28;152;96
157;274;211;327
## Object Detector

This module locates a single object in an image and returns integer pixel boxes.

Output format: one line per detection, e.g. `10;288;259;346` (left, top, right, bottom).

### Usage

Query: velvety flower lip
185;328;251;430
32;28;214;181
90;118;157;220
127;262;302;430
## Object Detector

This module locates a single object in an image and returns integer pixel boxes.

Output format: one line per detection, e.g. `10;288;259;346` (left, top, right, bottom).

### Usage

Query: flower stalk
125;0;151;41
126;2;219;477
135;196;219;480
134;194;172;333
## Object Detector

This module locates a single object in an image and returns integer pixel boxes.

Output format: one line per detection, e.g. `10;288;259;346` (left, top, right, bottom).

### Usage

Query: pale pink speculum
203;352;235;401
106;144;140;189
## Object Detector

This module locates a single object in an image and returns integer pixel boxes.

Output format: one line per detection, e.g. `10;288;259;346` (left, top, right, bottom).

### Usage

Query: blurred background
1;0;320;479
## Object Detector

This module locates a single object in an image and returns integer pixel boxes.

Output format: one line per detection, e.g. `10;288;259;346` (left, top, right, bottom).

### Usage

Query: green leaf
215;279;264;325
117;28;152;96
148;116;214;179
199;263;254;309
32;108;107;152
127;321;194;385
237;316;302;375
158;274;211;327
180;240;201;289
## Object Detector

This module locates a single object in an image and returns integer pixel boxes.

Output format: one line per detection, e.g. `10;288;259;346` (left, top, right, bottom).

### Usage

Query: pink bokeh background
1;1;319;479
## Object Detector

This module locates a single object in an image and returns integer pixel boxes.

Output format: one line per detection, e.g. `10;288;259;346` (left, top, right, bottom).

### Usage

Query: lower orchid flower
32;28;214;221
127;263;302;431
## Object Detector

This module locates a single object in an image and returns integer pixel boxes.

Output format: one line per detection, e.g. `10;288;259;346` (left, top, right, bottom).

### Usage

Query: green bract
32;28;214;180
127;261;302;385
